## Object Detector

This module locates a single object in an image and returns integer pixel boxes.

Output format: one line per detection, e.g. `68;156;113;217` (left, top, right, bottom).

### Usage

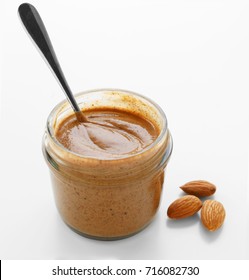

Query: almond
180;180;216;197
201;200;225;231
167;195;202;219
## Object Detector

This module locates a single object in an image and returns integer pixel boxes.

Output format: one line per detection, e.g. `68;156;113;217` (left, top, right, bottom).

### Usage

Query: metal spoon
18;3;87;122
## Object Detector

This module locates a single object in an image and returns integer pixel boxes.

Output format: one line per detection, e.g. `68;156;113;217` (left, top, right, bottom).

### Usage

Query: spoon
18;3;87;122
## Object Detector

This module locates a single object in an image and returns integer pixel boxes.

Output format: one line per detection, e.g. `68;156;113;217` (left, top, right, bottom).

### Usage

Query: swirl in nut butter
55;109;159;159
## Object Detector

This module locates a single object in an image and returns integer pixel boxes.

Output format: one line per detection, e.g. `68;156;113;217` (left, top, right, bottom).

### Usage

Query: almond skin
167;195;202;219
201;200;225;231
180;180;216;197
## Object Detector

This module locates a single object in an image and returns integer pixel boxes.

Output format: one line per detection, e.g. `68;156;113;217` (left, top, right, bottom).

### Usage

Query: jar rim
46;88;168;162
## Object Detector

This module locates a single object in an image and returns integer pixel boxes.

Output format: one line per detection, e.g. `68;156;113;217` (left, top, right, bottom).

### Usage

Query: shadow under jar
43;89;173;240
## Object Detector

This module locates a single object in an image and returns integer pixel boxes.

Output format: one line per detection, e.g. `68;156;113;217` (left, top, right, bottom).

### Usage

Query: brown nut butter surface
56;109;159;159
43;90;172;240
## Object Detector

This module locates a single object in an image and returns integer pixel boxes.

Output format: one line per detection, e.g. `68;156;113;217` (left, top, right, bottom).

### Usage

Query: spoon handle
18;3;86;120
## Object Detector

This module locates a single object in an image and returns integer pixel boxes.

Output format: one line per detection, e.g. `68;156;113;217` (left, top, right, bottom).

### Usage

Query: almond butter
201;200;225;231
167;195;202;219
180;180;216;197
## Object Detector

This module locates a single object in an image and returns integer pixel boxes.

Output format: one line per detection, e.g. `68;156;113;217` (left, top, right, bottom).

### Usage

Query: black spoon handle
18;3;84;117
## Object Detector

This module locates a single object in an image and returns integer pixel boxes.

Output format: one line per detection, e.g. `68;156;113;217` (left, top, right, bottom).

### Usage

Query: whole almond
167;195;202;219
180;180;216;197
201;200;225;231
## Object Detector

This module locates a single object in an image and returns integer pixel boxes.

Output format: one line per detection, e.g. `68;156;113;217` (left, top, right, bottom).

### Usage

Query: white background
1;0;249;259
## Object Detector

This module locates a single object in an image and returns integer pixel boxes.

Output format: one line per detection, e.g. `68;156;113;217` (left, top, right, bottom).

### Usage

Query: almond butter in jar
43;89;173;240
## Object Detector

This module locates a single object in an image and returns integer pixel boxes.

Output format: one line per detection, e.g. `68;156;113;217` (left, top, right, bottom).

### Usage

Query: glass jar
43;89;173;240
